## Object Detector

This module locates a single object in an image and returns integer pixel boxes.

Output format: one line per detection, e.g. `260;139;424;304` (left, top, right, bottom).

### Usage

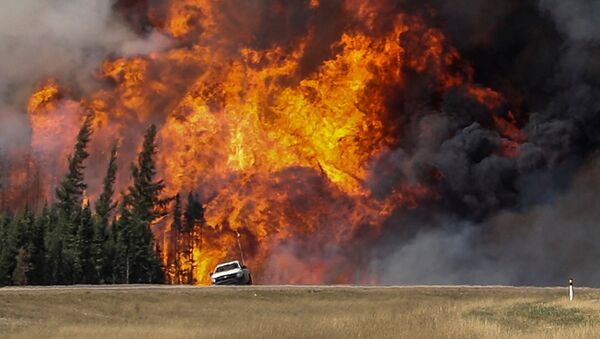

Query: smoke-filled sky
0;0;169;148
2;0;600;286
374;152;600;285
369;0;600;286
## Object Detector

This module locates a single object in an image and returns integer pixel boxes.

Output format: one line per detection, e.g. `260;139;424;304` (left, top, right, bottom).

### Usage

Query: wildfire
23;1;525;284
27;79;60;114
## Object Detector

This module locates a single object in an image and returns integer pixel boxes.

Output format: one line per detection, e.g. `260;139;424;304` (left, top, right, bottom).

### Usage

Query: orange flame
22;3;525;284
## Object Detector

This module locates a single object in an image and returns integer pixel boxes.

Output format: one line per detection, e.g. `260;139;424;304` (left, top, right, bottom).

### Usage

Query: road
0;284;579;292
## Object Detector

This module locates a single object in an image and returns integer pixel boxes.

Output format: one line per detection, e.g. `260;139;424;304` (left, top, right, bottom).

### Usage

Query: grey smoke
0;0;171;148
374;226;510;285
538;0;600;43
375;153;600;286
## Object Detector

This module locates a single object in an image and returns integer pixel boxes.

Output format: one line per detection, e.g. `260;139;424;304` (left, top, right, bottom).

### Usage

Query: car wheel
247;275;253;285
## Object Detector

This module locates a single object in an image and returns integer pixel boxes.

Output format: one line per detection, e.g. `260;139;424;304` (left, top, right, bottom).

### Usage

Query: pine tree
106;216;119;284
0;209;30;285
76;203;96;283
52;113;94;284
95;143;118;230
43;206;63;284
26;205;46;285
0;214;14;285
92;219;115;284
183;193;204;232
169;193;182;283
114;195;133;284
56;113;93;219
0;214;7;250
115;125;167;283
129;125;169;226
183;192;204;284
31;203;55;285
94;143;118;283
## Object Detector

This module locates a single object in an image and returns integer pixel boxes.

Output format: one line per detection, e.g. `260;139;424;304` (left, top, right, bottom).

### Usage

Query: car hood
211;268;242;279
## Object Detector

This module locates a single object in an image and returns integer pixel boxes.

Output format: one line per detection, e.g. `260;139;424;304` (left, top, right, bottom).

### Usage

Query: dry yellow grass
1;285;600;338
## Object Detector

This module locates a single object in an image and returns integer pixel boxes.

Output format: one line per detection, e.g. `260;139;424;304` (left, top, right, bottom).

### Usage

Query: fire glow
22;1;523;285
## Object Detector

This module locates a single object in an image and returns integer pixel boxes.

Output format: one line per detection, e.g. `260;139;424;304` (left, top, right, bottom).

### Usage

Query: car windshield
215;263;239;273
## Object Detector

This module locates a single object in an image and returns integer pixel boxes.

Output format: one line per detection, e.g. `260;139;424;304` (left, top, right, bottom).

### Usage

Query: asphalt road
0;284;579;292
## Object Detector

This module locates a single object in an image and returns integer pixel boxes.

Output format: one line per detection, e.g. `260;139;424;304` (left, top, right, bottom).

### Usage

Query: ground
1;285;600;338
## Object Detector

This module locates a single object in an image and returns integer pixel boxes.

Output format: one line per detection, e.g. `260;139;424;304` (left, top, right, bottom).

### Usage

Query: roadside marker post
569;278;574;301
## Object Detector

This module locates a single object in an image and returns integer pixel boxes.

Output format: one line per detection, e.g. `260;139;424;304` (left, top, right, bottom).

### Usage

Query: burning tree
166;193;183;284
93;143;119;283
0;122;168;286
113;125;167;284
3;1;600;286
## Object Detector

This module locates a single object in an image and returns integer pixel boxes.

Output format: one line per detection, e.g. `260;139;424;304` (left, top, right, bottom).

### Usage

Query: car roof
215;260;241;268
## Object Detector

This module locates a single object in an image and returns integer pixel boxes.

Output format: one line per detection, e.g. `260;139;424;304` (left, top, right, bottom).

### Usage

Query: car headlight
236;272;243;277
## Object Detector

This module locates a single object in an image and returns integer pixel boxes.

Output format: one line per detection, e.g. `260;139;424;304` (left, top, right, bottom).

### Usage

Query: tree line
0;114;203;286
164;192;205;284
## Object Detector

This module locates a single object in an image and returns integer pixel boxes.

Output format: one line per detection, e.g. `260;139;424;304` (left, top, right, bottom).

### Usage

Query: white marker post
569;277;574;301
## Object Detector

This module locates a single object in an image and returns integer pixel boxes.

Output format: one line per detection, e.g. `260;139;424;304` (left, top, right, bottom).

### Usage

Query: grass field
1;285;600;338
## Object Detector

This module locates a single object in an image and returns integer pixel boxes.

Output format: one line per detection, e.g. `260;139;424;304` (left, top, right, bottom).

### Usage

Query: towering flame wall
3;0;600;285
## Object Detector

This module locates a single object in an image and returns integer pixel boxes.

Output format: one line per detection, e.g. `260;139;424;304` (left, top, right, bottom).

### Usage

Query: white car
210;260;252;285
